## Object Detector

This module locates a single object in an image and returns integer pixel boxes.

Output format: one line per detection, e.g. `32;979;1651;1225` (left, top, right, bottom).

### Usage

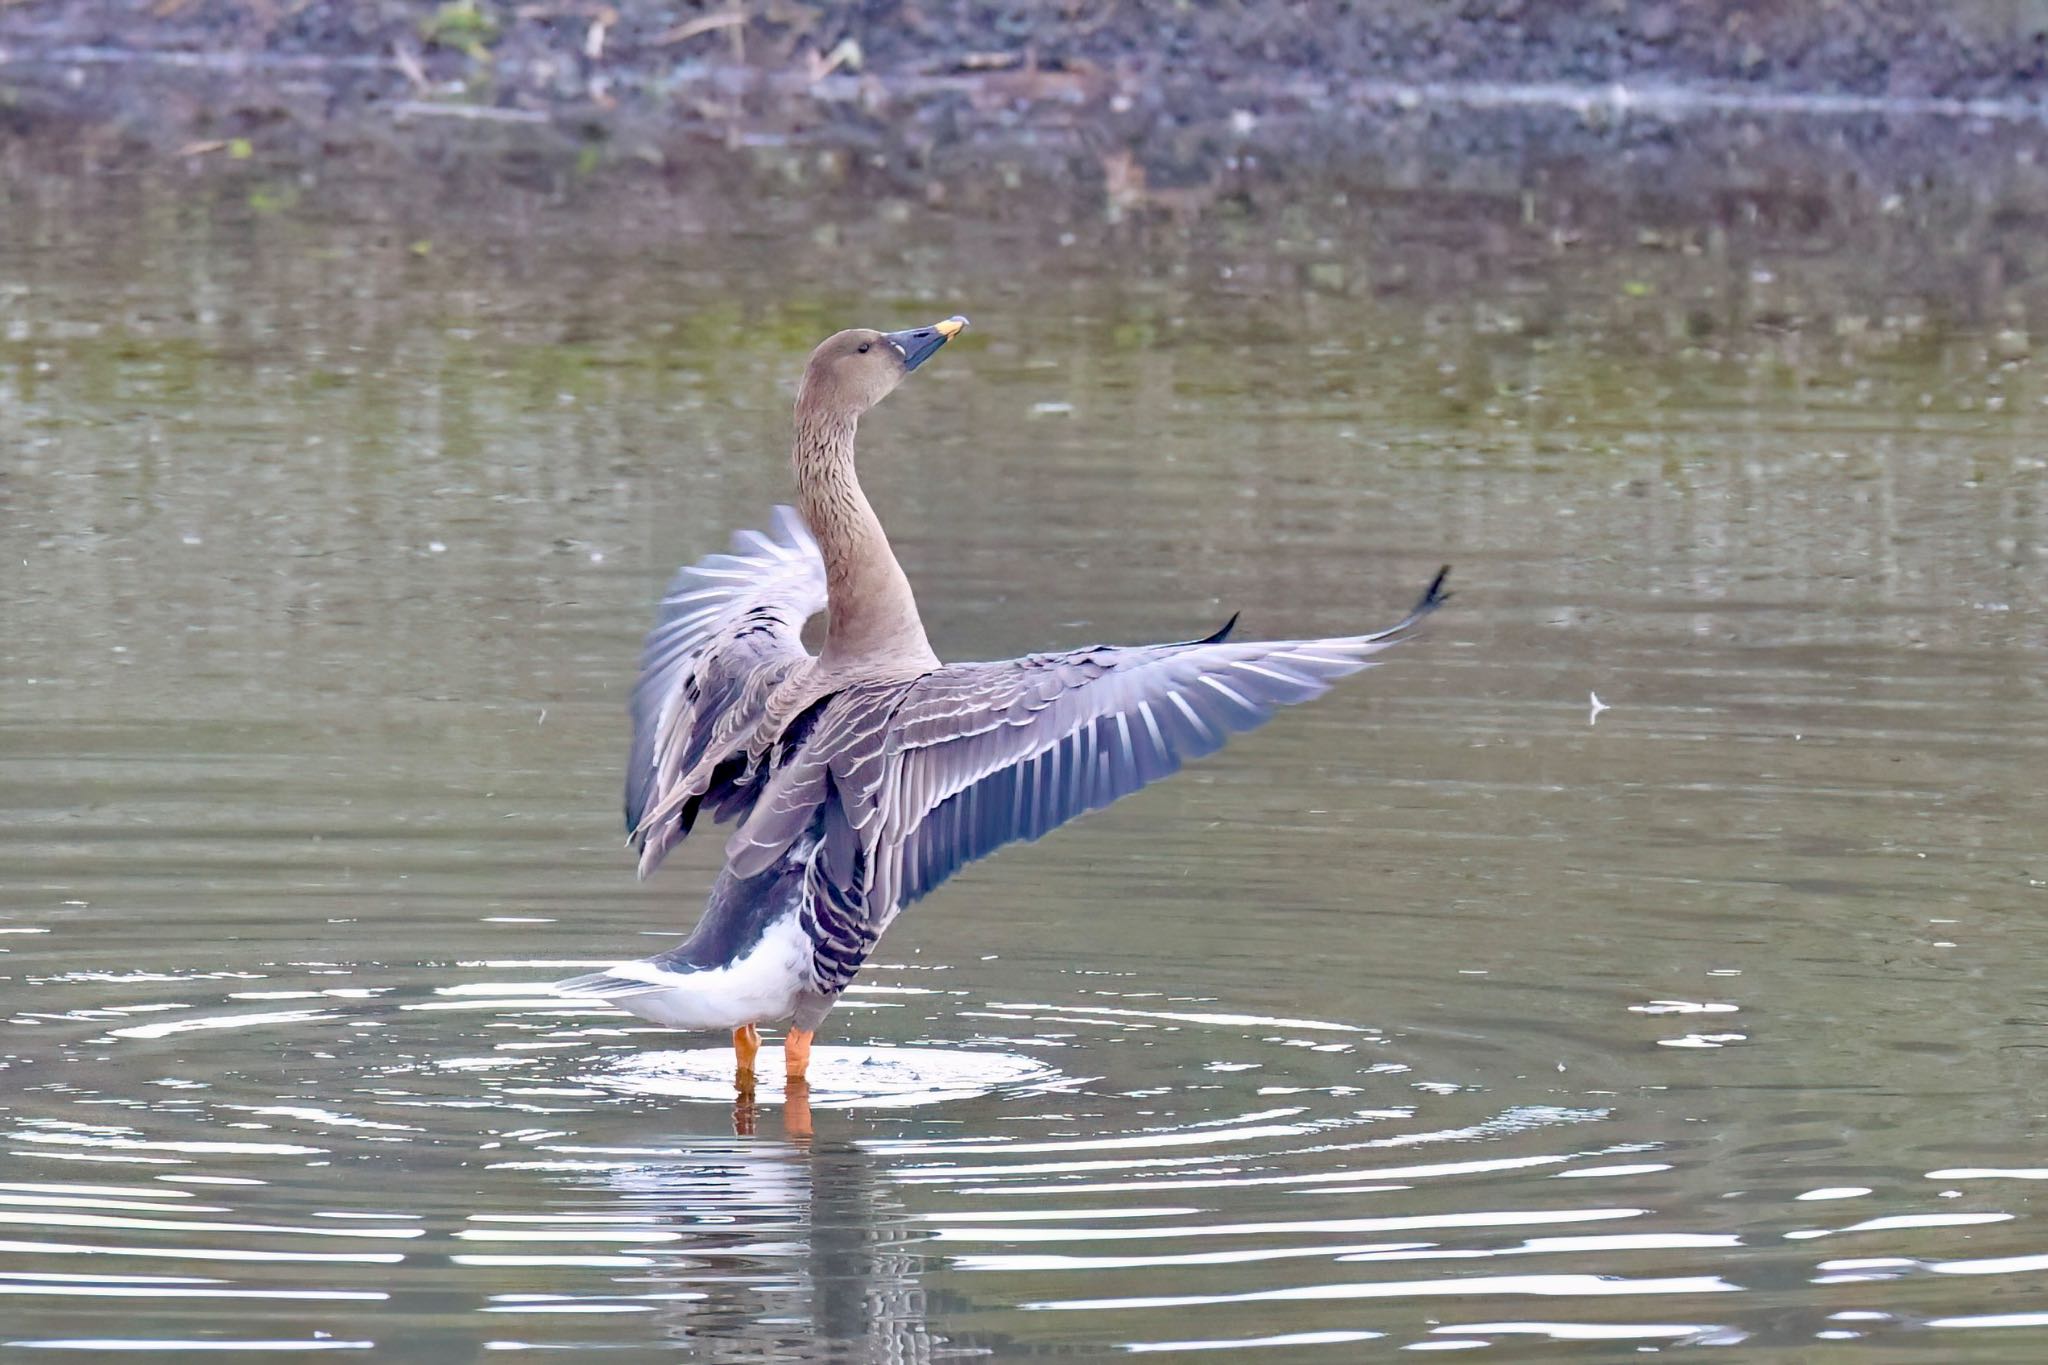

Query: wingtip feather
1417;565;1452;613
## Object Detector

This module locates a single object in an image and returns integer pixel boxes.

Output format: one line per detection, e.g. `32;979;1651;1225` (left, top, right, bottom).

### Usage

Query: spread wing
625;506;826;879
868;567;1450;923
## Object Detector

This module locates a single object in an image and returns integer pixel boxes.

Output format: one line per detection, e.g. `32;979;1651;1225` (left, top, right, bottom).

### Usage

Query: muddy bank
2;2;2046;209
9;1;2048;115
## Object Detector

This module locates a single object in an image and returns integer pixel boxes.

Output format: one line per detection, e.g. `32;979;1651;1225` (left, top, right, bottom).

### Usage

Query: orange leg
733;1024;761;1083
784;1027;813;1082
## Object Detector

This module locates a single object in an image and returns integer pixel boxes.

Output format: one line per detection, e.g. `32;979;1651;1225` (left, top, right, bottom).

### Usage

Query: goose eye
857;342;871;353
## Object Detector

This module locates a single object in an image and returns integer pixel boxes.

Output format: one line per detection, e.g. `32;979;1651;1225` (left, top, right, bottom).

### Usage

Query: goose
556;317;1448;1086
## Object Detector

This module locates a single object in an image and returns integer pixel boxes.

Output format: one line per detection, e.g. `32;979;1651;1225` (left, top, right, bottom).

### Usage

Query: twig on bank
585;6;618;61
652;9;747;48
389;100;551;124
391;41;430;93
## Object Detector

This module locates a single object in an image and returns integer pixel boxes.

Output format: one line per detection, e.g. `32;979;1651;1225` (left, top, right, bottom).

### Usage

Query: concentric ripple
4;952;2042;1356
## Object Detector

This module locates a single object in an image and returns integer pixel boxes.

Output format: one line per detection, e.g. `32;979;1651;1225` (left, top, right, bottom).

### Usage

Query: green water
1;159;2045;1359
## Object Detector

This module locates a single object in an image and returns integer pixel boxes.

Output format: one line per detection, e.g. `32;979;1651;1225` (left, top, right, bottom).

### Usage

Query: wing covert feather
625;506;826;878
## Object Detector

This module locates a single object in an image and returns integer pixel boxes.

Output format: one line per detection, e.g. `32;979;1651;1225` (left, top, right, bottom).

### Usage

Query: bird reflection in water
596;1115;941;1359
732;1076;812;1140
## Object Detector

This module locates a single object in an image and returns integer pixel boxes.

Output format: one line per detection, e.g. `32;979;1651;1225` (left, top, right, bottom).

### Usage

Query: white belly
599;911;811;1031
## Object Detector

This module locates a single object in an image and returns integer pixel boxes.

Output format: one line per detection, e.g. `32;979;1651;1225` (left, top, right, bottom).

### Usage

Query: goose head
796;316;968;419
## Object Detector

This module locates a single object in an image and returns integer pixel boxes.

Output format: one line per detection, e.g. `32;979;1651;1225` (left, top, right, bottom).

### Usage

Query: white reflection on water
937;1208;1646;1244
10;1129;325;1158
221;1107;421;1134
451;1254;654;1267
986;1002;1365;1031
1126;1327;1387;1352
1026;1271;1741;1312
0;1284;386;1300
955;1239;1435;1272
1929;1252;2048;1276
0;1240;404;1265
1431;1320;1734;1343
590;1044;1061;1109
0;1210;421;1239
0;1193;229;1214
884;1107;1606;1188
0;1183;194;1200
1783;1211;2012;1241
8;1340;375;1353
106;1010;340;1041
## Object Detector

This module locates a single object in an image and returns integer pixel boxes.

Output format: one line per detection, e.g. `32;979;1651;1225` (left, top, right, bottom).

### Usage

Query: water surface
2;162;2045;1358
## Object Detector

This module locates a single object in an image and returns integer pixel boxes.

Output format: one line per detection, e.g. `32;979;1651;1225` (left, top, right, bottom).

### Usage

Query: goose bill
883;316;968;372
